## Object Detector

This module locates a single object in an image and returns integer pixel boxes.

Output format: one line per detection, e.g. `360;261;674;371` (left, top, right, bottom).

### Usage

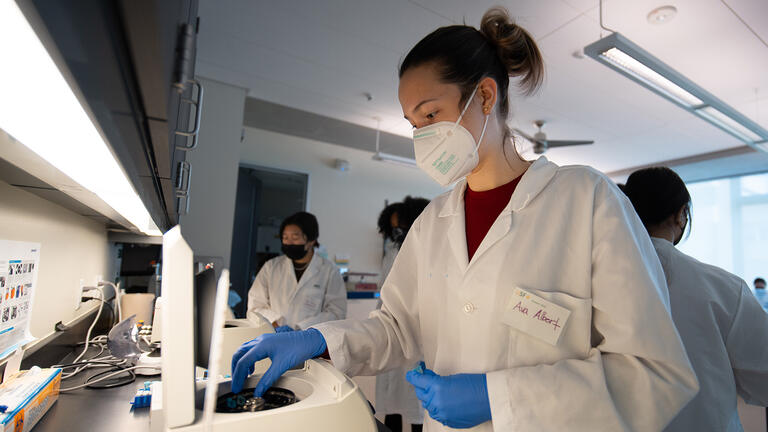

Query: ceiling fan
513;120;594;154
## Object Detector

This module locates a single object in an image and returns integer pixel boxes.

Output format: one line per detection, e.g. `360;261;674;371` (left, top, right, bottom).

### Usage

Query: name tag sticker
502;287;571;346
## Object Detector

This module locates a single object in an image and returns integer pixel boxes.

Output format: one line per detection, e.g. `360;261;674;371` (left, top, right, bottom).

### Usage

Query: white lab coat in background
375;239;424;425
652;237;768;432
313;157;698;432
247;252;346;330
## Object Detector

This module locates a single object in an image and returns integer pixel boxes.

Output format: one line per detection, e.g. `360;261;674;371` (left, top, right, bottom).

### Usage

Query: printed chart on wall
0;240;40;361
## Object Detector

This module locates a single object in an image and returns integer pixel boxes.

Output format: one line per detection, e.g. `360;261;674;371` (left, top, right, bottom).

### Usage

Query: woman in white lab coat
247;211;346;331
621;167;768;432
375;197;429;432
232;8;697;431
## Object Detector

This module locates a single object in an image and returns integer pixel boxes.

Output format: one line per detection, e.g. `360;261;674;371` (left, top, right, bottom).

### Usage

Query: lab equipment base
150;359;377;431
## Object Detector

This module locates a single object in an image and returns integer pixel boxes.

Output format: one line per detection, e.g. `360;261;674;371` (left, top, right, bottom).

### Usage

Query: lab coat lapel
281;256;300;303
437;158;558;275
467;208;512;270
467;157;558;269
509;156;558;212
447;213;470;274
439;181;470;274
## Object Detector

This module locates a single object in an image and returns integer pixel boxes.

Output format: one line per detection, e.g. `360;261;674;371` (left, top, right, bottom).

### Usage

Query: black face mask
391;227;406;245
282;243;307;261
673;211;688;246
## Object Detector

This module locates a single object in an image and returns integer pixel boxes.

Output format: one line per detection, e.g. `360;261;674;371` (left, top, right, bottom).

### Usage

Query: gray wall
0;178;110;339
180;77;246;269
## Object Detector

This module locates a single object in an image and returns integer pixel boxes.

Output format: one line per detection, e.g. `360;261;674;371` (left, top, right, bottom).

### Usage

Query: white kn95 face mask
412;85;489;187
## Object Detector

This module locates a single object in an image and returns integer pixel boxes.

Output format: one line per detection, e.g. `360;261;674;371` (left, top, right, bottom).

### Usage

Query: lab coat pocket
506;287;592;367
301;287;323;315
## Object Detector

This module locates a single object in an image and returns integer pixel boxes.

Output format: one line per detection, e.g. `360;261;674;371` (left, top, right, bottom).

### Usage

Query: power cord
55;336;127;380
53;280;157;392
70;287;103;367
98;281;122;322
84;297;114;328
81;366;135;390
59;365;160;392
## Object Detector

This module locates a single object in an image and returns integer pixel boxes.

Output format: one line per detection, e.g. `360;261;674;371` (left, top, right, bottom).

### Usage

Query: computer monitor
194;267;217;369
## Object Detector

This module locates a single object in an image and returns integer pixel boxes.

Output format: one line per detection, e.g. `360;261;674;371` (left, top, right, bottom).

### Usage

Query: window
679;172;768;288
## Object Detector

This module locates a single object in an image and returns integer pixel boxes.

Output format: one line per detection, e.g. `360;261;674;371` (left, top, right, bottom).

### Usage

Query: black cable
84;365;136;390
55;360;122;370
84;297;115;327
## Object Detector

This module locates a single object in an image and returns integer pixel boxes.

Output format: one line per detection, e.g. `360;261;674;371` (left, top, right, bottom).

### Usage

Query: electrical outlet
96;275;118;302
75;279;85;310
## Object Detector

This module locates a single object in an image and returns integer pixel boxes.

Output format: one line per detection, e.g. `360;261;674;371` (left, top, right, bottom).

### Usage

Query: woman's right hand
230;328;327;397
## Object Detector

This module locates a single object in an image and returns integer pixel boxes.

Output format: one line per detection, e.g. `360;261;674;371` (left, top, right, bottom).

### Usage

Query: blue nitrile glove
406;362;492;429
274;325;294;333
230;328;326;397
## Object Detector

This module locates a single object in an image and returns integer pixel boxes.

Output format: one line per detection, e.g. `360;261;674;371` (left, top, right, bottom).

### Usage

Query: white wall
241;127;445;279
180;77;247;268
0;179;109;339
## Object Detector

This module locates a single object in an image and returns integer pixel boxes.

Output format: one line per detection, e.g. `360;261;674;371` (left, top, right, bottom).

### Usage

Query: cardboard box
0;368;61;432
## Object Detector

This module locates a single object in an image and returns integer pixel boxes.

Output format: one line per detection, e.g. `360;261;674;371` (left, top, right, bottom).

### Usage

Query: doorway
229;165;308;318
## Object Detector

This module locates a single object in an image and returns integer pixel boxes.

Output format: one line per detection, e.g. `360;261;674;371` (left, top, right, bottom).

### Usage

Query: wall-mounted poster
0;240;39;360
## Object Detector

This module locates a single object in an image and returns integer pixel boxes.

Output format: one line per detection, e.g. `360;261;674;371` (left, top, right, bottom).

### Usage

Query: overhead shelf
0;128;135;232
5;0;201;234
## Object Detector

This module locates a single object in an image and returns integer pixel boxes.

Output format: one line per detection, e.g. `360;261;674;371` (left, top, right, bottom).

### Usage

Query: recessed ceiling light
647;6;677;25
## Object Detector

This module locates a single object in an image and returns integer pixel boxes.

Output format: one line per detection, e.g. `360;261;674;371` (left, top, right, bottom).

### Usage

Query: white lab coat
247;252;346;330
312;157;698;432
375;239;424;424
651;237;768;432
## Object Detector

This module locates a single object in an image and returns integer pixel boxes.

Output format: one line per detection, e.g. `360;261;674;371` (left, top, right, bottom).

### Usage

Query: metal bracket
175;79;204;150
175;160;192;214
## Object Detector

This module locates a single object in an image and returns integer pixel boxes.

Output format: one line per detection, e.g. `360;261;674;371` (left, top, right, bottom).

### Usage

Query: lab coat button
463;303;475;314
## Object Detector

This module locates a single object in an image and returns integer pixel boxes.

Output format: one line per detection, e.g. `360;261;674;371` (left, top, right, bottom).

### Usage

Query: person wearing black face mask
622;167;768;432
247;211;346;333
377;197;430;249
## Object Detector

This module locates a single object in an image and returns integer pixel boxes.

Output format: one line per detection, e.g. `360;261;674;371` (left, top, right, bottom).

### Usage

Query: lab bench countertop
31;346;155;432
30;344;393;432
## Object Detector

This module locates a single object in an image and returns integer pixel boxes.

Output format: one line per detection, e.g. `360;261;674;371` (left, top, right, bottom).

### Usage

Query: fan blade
544;140;594;148
512;128;540;144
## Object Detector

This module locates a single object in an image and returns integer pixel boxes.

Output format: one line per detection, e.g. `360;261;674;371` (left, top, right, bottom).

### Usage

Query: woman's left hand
406;362;492;428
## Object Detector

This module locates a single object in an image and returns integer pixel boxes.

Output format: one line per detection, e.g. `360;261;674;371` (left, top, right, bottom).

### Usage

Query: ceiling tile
196;0;767;174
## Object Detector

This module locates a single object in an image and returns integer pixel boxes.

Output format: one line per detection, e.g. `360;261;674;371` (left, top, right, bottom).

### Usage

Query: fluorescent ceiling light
372;152;417;168
694;107;763;143
585;33;768;150
0;2;161;235
599;48;703;107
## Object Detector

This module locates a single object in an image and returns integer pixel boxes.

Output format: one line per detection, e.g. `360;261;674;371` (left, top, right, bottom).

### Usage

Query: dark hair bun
480;7;544;96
